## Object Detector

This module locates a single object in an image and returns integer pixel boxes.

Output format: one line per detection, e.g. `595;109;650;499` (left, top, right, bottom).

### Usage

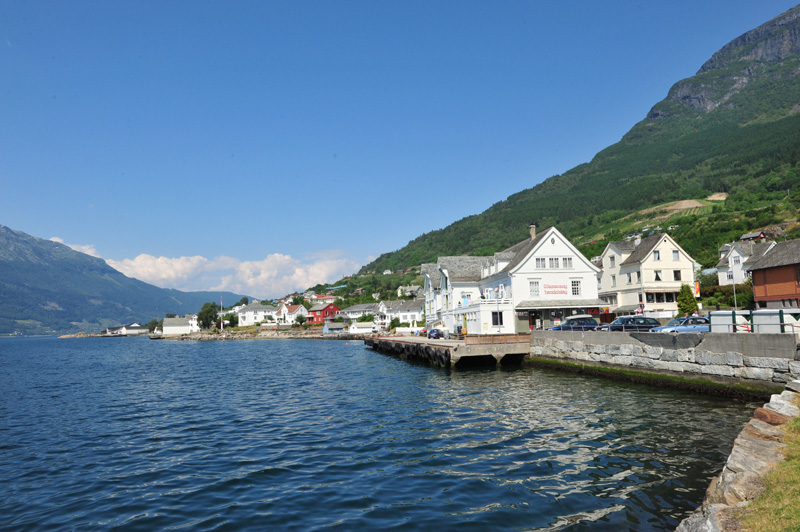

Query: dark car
608;316;661;332
650;316;710;333
551;315;598;331
428;328;447;339
595;322;611;331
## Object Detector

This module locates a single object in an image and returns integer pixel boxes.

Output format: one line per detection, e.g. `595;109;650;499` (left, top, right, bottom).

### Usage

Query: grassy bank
525;356;780;400
738;399;800;531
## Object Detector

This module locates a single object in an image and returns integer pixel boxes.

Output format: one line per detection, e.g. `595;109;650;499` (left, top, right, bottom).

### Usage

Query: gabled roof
284;304;305;314
342;303;381;313
437;256;486;282
420;263;441;289
620;234;664;266
742;241;776;267
163;317;191;327
240;302;278;313
715;240;774;269
748;239;800;271
606;240;636;254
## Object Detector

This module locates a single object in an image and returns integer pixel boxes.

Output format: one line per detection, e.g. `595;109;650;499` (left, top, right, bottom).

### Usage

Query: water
0;337;757;531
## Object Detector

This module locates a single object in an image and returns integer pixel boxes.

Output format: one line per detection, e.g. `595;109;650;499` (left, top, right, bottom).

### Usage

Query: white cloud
107;251;360;299
50;237;102;258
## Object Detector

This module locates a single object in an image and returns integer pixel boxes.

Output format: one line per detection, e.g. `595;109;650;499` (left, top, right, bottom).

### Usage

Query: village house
237;301;279;326
597;233;699;318
349;321;378;334
716;240;776;285
277;303;309;324
424;225;604;333
396;285;422;298
749;239;800;309
307;302;340;324
162;314;200;336
337;302;381;322
380;299;424;327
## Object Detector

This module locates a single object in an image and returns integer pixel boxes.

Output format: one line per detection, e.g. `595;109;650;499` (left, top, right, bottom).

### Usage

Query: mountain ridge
361;4;800;274
0;225;247;335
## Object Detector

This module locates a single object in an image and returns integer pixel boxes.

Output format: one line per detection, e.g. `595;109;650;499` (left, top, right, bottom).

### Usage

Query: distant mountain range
363;5;800;273
0;225;247;335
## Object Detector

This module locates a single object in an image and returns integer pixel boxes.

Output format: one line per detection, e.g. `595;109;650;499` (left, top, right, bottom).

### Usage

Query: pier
365;335;529;368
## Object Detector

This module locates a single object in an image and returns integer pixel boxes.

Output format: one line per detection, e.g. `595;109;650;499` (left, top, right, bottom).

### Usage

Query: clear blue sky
2;1;797;298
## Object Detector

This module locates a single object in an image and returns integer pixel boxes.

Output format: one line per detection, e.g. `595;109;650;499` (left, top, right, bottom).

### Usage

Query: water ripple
0;338;756;531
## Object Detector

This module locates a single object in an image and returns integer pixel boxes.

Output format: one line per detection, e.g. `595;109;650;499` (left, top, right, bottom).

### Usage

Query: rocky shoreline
676;380;800;531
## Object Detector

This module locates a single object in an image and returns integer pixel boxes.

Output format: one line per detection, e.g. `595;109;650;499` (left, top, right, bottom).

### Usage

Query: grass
738;398;800;532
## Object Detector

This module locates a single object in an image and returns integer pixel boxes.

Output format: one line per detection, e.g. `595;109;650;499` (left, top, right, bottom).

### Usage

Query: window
563;257;573;269
529;280;540;297
733;256;741;265
673;270;681;281
627;273;632;284
654;270;662;281
610;256;615;268
491;312;504;326
654;250;661;260
571;280;581;296
549;257;559;269
636;271;641;283
727;272;734;280
536;257;545;269
611;275;616;287
647;293;655;303
673;250;679;261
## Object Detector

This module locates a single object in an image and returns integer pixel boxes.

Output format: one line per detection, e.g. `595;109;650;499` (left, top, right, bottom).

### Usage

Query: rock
786;379;800;392
765;394;800;417
754;407;793;426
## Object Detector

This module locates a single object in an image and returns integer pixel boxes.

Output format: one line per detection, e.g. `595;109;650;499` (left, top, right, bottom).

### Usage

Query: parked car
650;316;710;333
428;328;448;339
551;315;598;331
608;316;661;332
595;323;611;331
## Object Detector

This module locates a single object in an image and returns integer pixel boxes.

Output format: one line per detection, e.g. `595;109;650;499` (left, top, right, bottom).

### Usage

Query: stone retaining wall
530;331;800;386
676;381;800;531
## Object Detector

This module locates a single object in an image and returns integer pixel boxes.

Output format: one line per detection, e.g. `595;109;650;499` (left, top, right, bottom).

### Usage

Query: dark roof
742;242;776;267
620;234;664;266
608;240;636;253
420;263;441;289
748;239;800;271
438;256;486;282
716;240;774;269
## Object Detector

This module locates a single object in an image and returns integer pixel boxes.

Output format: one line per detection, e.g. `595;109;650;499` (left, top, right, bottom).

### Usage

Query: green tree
677;284;699;316
295;314;307;326
197;302;219;330
223;313;239;328
145;319;159;332
357;313;375;323
236;296;249;307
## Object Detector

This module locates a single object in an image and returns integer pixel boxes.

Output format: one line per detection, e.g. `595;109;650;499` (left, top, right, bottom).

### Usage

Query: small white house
162;315;200;336
278;304;309;324
349;321;377;334
238;302;279;326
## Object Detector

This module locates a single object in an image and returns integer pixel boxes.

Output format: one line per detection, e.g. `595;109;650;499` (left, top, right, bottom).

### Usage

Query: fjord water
0;338;756;531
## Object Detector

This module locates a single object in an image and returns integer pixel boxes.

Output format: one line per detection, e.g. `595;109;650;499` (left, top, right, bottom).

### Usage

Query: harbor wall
529;331;800;387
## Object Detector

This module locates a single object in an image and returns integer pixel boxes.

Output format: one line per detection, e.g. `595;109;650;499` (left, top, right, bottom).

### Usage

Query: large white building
424;225;604;334
237;302;279;326
716;240;775;285
597;233;699;318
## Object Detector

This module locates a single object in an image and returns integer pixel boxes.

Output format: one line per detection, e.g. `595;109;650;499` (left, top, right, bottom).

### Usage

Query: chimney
529;224;536;239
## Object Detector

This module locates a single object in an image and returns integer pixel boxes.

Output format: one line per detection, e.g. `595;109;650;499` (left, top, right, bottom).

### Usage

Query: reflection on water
0;338;756;531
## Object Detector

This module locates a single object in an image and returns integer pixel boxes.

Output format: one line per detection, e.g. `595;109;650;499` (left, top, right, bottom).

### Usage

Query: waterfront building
424;225;604;334
597;233;700;318
162;314;201;336
277;303;309;324
308;303;340;324
749;238;800;309
716;240;775;285
238;302;279;326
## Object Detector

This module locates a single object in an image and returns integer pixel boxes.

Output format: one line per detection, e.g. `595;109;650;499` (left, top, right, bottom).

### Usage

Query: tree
357;313;375;323
295;314;307;326
197;302;219;330
223;313;239;328
677;284;699;316
145;319;159;332
236;296;249;307
166;313;177;318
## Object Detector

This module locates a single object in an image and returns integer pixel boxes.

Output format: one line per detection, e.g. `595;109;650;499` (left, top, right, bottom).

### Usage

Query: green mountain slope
0;225;247;335
363;5;800;273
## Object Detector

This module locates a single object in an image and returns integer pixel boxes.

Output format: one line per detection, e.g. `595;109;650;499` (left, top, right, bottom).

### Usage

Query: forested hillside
362;5;800;272
0;225;247;335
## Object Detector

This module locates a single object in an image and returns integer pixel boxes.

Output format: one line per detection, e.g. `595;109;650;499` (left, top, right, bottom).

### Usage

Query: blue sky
2;1;797;299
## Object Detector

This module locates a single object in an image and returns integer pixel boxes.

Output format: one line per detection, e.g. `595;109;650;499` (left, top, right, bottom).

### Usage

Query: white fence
709;309;800;335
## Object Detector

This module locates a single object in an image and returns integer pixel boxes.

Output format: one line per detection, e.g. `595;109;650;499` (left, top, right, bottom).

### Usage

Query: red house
308;303;341;324
749;239;800;309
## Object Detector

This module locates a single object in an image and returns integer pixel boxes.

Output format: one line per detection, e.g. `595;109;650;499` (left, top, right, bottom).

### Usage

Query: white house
278;304;309;324
338;303;381;322
238;302;279;326
162;314;200;336
425;225;603;333
381;299;424;327
597;233;700;318
716;240;775;285
349;321;378;334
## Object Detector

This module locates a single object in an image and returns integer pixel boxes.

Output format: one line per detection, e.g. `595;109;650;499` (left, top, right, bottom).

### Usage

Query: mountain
0;225;247;335
363;5;800;273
